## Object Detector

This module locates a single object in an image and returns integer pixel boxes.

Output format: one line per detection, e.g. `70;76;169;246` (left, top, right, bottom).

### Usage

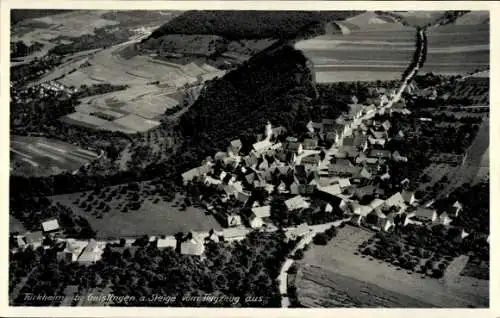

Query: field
296;12;415;83
51;191;221;239
422;24;489;75
294;225;488;307
10;135;100;177
10;10;176;66
55;42;224;133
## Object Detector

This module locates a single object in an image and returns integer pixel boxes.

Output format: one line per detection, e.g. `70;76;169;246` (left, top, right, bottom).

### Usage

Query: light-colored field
296;20;415;83
51;192;222;239
10;135;100;177
422;24;489;75
336;11;413;33
454;11;489;26
393;11;447;27
295;225;488;307
56;42;224;133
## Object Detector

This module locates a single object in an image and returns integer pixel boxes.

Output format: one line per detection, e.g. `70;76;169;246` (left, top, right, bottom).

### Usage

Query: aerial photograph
9;9;489;308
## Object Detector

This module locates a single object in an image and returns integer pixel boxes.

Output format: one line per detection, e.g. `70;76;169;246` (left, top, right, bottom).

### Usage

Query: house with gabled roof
251;205;271;219
253;139;273;154
42;219;60;234
302;137;319;150
24;231;44;249
370;128;388;140
392;151;408;162
449;201;463;217
351;203;373;226
337;178;351;189
222;227;249;241
180;233;205;257
384;192;407;213
284;195;310;211
77;239;103;265
228;139;242;156
226;214;242;227
285;223;311;242
437;212;452;226
365;209;394;232
381;120;391;132
369;149;392;160
156;236;178;249
317;184;342;197
401;189;417;205
236;191;251;205
368;136;387;147
408;207;438;223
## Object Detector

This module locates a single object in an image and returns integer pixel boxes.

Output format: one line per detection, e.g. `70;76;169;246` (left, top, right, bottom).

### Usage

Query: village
9;84;480;269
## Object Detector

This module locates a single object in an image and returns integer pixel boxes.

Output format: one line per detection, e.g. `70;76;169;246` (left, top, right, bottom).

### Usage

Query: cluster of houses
180;96;474;241
39;80;76;95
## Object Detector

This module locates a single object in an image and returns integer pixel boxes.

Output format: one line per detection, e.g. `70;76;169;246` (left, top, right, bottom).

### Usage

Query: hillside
173;45;319;171
335;11;413;33
147;10;362;40
11;9;73;25
454;11;489;25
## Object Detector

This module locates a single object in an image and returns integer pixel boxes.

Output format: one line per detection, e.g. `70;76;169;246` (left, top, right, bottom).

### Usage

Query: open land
51;191;221;239
422;24;489;75
57;43;224;133
295;225;488;307
296;12;415;83
295;11;489;82
10;135;100;177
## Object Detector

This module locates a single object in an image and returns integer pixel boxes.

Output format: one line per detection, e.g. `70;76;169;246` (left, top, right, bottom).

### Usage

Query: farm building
180;233;205;257
42;219;60;233
77;239;103;265
157;236;178;249
284;196;310;211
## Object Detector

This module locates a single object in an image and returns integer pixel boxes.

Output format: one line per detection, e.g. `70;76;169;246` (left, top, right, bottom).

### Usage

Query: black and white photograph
6;4;491;310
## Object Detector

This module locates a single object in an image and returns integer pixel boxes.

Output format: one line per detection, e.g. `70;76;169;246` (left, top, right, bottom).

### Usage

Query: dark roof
414;207;436;220
343;137;355;147
302;138;318;148
285;141;301;152
369;149;392;159
295;165;308;183
353;135;368;147
230;139;242;149
301;154;320;164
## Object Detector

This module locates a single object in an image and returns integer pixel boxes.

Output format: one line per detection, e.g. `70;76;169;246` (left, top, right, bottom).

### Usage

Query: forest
148;10;362;40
